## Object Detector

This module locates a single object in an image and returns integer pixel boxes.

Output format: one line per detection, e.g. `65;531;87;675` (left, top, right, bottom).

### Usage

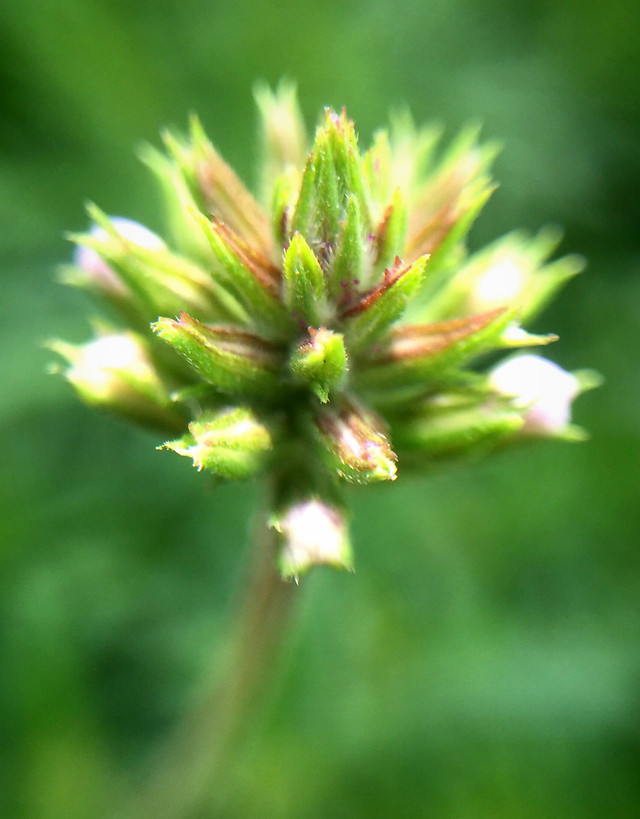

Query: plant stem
114;501;298;819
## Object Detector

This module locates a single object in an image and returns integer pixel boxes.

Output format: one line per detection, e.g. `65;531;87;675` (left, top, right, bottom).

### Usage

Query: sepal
405;127;499;270
341;255;429;351
387;110;442;197
371;187;409;281
390;393;524;461
326;195;365;302
138;143;215;264
356;308;511;392
361;129;392;213
271;169;299;249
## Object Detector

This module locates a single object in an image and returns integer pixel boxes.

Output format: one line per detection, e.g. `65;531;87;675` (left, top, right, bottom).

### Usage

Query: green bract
53;81;596;579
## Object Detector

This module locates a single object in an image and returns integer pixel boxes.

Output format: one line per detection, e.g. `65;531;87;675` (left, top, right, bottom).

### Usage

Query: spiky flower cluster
52;83;597;578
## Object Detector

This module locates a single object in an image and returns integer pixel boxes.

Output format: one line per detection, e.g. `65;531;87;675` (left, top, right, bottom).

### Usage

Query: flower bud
489;354;581;436
70;207;246;325
153;313;283;399
271;499;353;580
72;217;166;295
160;407;272;479
289;327;348;403
291;109;368;251
314;400;397;483
49;332;184;432
390;394;524;461
418;229;584;323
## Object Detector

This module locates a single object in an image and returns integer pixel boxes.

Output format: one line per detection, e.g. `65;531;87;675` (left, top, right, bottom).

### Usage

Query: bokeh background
1;0;639;816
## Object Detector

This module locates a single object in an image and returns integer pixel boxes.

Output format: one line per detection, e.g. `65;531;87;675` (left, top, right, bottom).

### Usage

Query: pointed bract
371;187;409;280
326;195;366;302
195;213;292;334
165;115;272;253
71;206;246;326
341;255;429;351
356;308;513;392
391;396;525;462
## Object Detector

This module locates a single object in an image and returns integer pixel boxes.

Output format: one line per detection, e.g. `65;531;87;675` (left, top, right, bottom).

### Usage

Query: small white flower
272;500;352;579
489;354;580;434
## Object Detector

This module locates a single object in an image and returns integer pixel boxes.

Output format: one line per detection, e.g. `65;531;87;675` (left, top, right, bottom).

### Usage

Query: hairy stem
114;499;298;819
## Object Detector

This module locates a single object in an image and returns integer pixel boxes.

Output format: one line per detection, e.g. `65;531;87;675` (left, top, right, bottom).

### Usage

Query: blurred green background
1;0;639;816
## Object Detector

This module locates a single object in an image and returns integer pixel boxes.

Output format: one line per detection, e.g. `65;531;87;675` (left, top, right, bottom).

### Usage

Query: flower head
52;83;596;576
